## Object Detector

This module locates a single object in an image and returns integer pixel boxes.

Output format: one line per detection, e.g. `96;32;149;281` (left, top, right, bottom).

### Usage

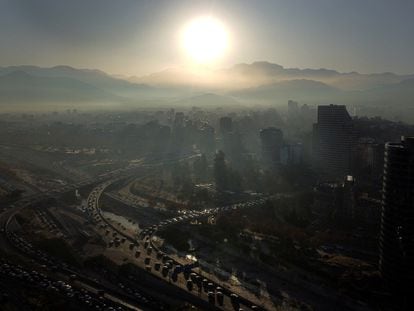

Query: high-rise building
173;112;185;128
219;116;233;135
198;124;215;154
338;175;356;220
379;137;414;299
281;143;303;165
353;140;384;185
260;127;283;168
288;100;299;118
314;105;354;180
313;175;356;223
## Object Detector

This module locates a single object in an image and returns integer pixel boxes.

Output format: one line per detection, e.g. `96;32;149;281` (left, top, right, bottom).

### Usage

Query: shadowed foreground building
379;136;414;306
260;127;283;168
313;105;354;180
219;116;233;136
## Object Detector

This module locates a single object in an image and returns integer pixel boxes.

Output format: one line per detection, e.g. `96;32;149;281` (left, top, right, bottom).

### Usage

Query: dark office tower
198;124;215;155
312;123;320;165
316;105;353;180
260;127;283;168
287;100;299;118
338;175;356;221
173;112;185;128
379;137;414;301
219;117;233;135
353;141;385;185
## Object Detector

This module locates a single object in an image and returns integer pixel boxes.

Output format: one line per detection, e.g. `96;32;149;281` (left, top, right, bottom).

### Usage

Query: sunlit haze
1;0;414;75
181;16;229;64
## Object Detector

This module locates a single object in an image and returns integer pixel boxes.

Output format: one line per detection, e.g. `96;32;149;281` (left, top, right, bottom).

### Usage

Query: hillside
0;71;118;104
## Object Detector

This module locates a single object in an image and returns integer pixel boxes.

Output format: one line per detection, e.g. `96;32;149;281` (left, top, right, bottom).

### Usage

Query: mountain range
132;61;414;91
221;61;414;91
0;70;119;104
1;62;414;121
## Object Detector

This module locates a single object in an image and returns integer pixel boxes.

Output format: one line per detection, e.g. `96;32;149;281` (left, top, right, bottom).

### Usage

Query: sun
181;16;229;64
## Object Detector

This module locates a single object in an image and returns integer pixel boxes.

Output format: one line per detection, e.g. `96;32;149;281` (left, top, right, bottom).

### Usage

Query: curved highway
86;177;268;311
0;166;167;310
0;155;270;311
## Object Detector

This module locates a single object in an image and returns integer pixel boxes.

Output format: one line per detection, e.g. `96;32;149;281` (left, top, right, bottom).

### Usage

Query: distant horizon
1;60;413;78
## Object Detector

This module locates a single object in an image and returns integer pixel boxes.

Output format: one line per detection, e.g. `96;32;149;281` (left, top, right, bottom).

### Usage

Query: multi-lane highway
0;155;209;310
0;259;141;311
0;154;271;310
0;165;166;310
85;178;268;311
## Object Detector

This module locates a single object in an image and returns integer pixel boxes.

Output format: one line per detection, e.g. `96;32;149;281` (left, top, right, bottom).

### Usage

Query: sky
1;0;414;76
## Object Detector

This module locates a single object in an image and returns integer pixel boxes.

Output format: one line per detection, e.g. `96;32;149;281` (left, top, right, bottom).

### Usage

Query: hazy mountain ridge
1;63;414;115
354;78;414;104
0;65;154;99
222;61;414;91
0;70;119;104
225;61;340;80
230;79;339;102
133;61;414;92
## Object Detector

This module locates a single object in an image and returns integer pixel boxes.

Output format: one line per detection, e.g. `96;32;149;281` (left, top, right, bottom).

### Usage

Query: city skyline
1;1;414;310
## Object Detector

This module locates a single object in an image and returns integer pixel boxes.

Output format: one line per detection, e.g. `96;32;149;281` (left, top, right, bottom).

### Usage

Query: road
0;165;164;310
85;177;269;311
0;155;207;310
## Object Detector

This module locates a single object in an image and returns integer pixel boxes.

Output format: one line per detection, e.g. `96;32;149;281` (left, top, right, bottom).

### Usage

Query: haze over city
0;1;413;311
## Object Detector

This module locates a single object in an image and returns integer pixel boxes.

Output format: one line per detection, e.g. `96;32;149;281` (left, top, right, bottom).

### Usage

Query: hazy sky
1;0;414;76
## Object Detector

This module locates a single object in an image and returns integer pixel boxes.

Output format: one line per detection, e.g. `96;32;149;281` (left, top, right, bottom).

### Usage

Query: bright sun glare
182;16;228;64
